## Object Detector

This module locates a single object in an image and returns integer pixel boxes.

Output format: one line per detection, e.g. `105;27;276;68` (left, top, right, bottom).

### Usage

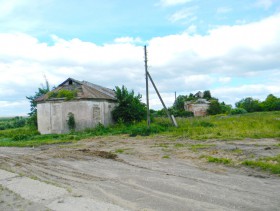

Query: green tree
261;94;280;111
26;80;50;127
112;86;146;123
220;102;232;114
235;97;261;112
173;95;186;111
207;100;222;115
203;90;212;100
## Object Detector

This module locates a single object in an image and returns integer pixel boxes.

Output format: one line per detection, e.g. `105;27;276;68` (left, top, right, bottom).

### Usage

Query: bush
48;89;77;100
171;109;194;117
112;86;146;124
67;112;76;130
230;108;247;115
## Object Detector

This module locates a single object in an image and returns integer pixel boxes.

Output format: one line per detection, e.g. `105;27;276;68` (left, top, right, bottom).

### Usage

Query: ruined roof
185;98;210;104
36;78;116;102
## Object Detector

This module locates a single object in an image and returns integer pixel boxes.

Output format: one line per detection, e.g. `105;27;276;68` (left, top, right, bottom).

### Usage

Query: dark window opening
69;79;73;85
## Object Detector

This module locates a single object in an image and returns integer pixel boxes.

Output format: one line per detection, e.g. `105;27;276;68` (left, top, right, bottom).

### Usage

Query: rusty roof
36;78;116;102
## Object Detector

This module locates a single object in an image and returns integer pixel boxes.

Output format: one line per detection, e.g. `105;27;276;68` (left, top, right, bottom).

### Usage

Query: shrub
112;86;146;124
230;108;247;115
67;112;76;131
48;89;77;101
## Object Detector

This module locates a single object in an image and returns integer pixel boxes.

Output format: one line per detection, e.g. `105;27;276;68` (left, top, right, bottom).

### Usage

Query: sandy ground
0;136;280;211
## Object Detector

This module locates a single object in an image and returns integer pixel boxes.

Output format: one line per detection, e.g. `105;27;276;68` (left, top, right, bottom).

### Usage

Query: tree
203;90;212;100
26;80;50;127
173;95;186;111
112;86;146;123
220;102;232;114
207;100;222;115
235;97;261;112
261;94;280;111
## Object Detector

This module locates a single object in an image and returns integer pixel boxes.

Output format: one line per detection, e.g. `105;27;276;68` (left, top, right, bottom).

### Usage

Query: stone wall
184;103;209;117
37;100;116;134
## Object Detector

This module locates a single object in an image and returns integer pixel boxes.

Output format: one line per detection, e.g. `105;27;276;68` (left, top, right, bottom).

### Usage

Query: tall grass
169;111;280;140
0;111;279;147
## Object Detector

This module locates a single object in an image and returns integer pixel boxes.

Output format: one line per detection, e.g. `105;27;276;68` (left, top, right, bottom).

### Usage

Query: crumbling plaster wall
184;103;210;117
37;100;116;134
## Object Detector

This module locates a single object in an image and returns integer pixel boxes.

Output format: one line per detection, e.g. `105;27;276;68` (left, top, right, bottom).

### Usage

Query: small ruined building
36;78;117;134
184;92;210;117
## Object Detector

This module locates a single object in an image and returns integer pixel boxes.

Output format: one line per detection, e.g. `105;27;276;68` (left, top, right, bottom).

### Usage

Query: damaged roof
36;78;116;102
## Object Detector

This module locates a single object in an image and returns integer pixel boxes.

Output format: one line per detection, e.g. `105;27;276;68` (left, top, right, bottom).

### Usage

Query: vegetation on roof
48;89;77;101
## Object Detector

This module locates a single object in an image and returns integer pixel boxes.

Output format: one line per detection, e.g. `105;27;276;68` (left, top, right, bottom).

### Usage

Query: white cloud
185;24;197;34
169;7;197;23
1;13;280;114
184;75;215;90
212;84;280;106
114;37;143;44
159;0;193;7
218;77;231;83
216;7;232;14
255;0;274;9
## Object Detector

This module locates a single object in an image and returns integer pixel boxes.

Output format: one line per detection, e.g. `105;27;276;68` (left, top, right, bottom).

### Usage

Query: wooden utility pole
144;45;177;127
147;71;177;127
144;46;150;128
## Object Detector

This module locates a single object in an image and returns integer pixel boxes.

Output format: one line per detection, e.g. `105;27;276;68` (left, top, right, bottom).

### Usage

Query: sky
0;0;280;116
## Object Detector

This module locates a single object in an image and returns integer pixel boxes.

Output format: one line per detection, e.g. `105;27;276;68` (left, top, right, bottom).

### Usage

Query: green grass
203;156;232;165
242;154;280;174
0;111;279;147
190;144;215;151
168;111;280;140
115;149;125;153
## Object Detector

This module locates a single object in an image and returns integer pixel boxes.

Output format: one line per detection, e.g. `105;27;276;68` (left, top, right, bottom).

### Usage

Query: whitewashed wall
37;100;116;134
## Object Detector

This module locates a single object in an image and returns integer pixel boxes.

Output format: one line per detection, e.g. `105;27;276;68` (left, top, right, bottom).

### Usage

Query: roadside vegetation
1;84;279;175
1;111;279;147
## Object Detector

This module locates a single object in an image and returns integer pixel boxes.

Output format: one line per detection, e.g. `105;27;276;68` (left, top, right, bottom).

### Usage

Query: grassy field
1;112;280;175
0;111;279;147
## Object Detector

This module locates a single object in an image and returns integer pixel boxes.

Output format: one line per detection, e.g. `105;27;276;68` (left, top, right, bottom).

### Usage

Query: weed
1;111;280;147
231;148;243;154
242;155;280;174
115;149;125;153
190;144;215;152
174;143;185;148
203;156;232;165
162;155;170;159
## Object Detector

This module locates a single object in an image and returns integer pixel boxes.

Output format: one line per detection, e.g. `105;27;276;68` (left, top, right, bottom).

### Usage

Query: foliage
235;97;262;113
112;86;146;123
203;90;212;100
260;94;280;111
48;89;77;101
171;109;194;118
0;111;280;147
207;100;222;115
220;102;232;114
0;117;27;130
26;79;50;127
173;95;186;111
205;156;232;165
242;155;280;174
230;108;247;115
67;112;76;131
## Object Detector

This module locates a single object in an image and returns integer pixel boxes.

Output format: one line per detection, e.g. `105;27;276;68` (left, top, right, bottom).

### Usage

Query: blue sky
0;0;280;116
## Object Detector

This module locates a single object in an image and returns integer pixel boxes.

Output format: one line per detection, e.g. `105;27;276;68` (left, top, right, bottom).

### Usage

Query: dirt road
0;136;279;210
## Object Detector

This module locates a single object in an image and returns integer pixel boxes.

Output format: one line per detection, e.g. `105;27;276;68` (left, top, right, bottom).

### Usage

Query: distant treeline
152;91;280;117
0;117;27;130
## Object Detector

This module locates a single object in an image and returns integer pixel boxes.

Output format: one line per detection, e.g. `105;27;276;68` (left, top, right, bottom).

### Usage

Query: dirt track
0;136;280;211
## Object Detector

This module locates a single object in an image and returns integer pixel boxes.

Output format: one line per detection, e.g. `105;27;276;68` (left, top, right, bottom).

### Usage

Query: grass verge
242;155;280;174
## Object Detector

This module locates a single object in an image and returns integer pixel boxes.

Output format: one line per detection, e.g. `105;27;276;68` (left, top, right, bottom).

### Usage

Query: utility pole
147;71;177;127
144;46;150;128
